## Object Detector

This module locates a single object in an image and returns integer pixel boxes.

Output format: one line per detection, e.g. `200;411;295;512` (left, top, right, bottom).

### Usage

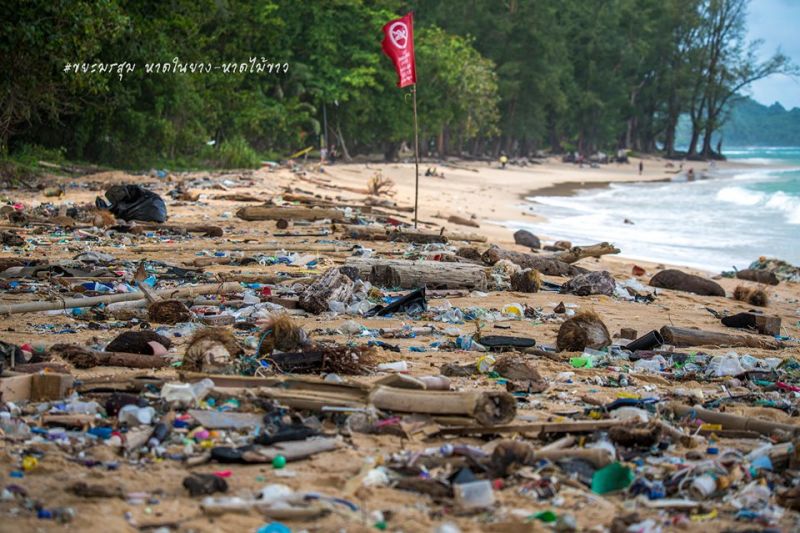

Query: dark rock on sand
735;269;779;285
649;269;725;296
513;229;541;249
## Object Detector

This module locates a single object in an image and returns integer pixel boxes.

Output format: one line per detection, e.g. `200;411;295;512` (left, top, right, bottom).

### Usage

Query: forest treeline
0;0;794;168
678;97;800;147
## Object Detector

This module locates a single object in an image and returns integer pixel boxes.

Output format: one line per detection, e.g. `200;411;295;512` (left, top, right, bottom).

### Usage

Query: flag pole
412;85;420;228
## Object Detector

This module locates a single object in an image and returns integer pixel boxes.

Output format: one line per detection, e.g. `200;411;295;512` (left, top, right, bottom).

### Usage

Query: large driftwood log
659;325;780;350
667;403;799;436
121;223;223;238
236;206;345;222
368;386;516;426
550;242;620;263
336;224;486;243
447;215;480;228
0;282;242;315
481;245;585;276
346;258;488;290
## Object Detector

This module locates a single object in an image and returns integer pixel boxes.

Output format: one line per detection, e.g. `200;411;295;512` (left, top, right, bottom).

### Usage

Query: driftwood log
346;258;488;290
667;402;799;436
253;376;515;426
659;325;780;350
368;386;516;426
120;223;223;238
0;282;242;315
447;215;480;228
52;344;170;369
481;245;585;276
550;242;620;263
236;206;345;222
336;224;486;243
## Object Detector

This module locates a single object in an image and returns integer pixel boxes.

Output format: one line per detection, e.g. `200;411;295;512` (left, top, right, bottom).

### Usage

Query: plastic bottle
456;335;486;352
454;480;495;509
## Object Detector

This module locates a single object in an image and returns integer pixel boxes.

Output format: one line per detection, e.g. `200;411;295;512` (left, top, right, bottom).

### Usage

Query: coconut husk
556;309;611;352
183;327;243;372
148;299;193;324
257;313;309;356
490;440;535;476
510;268;541;292
608;423;661;448
733;285;768;307
50;344;98;369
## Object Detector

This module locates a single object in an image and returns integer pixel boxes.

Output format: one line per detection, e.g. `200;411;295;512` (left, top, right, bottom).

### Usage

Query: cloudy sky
747;0;800;109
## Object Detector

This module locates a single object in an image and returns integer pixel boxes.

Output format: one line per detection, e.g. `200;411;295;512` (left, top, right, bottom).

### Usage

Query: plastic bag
96;185;167;223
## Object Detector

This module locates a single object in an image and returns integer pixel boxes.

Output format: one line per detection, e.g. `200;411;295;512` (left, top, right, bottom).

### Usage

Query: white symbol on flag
389;22;408;49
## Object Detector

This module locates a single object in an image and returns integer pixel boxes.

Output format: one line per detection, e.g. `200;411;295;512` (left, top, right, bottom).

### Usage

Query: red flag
381;13;416;88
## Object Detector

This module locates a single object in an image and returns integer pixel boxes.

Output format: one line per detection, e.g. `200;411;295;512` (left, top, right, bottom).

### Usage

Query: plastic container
161;379;215;405
376;361;408;372
707;354;746;376
454;480;495;509
118;405;155;426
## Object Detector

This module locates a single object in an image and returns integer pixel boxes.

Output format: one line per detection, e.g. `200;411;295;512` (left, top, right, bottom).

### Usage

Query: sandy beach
0;158;798;532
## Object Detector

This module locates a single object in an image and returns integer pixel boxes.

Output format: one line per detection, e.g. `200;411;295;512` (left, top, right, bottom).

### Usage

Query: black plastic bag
96;185;167;223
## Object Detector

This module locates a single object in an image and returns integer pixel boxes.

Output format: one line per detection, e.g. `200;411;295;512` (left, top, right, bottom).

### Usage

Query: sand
0;156;798;532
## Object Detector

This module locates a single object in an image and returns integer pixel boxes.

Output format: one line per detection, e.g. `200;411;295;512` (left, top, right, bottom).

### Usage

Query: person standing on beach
638;161;643;175
499;152;508;169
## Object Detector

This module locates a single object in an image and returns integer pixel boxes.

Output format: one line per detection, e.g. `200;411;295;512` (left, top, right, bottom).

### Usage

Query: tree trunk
659;326;780;350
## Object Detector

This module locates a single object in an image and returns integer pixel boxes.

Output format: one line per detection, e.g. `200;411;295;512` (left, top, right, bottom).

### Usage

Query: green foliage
213;136;262;169
1;0;793;166
677;97;800;147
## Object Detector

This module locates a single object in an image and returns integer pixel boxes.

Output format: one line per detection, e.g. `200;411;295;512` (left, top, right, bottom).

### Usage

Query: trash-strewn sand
0;157;797;532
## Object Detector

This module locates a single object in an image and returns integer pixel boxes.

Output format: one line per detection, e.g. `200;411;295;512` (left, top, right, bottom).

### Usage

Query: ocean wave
716;186;800;224
716;186;764;205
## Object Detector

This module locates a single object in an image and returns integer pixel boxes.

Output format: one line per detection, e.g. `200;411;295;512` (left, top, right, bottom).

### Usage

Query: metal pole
412;86;420;228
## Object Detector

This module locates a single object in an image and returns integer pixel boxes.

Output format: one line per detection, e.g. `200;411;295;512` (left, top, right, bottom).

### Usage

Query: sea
505;147;800;272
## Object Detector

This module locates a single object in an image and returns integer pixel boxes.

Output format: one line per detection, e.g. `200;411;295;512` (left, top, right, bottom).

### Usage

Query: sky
746;0;800;109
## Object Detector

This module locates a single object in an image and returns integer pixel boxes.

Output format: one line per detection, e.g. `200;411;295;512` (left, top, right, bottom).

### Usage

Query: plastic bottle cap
272;455;287;469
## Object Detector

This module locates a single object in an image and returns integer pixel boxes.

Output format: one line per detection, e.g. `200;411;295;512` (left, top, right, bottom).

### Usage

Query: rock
105;331;172;355
649;269;725;296
561;270;616;296
513;229;541;249
556;310;611;352
553;240;572;250
736;269;779;285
